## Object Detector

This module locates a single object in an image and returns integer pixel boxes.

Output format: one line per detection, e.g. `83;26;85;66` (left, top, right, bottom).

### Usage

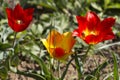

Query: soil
7;45;120;80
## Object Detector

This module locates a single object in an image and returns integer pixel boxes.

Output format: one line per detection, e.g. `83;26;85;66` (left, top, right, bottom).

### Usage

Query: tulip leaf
111;52;119;80
74;53;83;79
0;42;11;51
104;0;111;8
91;3;103;11
85;61;108;80
11;55;20;67
107;3;120;9
39;2;56;11
0;66;8;80
29;52;56;80
17;70;46;80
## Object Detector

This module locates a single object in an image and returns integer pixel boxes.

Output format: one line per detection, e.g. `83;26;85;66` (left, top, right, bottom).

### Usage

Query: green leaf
85;61;108;80
0;42;11;51
39;2;56;11
17;70;46;80
0;66;8;80
104;0;111;8
29;52;56;80
11;55;20;67
107;3;120;9
91;3;103;11
98;42;120;50
111;52;119;80
85;75;96;80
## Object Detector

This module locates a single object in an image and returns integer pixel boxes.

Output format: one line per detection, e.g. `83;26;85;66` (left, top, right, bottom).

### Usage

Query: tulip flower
41;30;76;60
6;4;34;32
73;11;115;44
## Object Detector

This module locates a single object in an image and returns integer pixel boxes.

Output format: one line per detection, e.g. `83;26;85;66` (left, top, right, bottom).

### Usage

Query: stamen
82;28;97;38
16;20;23;24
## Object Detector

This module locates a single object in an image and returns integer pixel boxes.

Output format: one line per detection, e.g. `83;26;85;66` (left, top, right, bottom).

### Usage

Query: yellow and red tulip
41;30;76;60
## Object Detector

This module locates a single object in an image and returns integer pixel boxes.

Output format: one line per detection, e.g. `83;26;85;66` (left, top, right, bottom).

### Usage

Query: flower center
54;47;65;58
16;20;23;24
82;28;97;38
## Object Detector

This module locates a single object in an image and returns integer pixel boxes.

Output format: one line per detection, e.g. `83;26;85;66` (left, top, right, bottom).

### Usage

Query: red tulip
6;4;34;32
73;11;115;44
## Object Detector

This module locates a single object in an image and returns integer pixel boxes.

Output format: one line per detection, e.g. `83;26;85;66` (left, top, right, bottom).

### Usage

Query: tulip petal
53;48;65;59
24;8;34;22
61;32;76;53
41;39;49;50
86;12;100;30
6;8;13;19
13;4;24;19
98;17;115;32
76;16;86;36
24;8;34;16
98;18;115;41
85;35;101;44
72;29;80;37
103;30;115;40
6;8;15;29
47;30;63;48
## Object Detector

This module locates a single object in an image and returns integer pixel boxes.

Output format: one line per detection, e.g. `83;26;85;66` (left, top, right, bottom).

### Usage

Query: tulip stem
12;32;17;49
57;60;60;80
61;58;74;80
75;52;82;80
83;45;92;62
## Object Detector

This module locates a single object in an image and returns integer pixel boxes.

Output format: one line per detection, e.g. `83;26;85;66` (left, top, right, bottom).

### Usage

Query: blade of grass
98;42;120;50
85;61;108;80
61;58;74;80
111;51;119;80
17;70;46;80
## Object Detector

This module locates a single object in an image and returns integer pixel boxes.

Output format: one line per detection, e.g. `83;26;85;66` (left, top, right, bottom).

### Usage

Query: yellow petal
41;39;55;57
41;39;50;52
61;32;76;53
47;30;63;47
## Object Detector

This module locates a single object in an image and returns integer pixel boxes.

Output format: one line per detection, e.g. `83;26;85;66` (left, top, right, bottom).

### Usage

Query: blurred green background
0;0;120;79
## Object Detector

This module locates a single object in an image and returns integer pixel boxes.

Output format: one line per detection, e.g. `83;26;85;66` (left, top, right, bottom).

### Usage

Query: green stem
12;32;17;49
57;60;60;80
75;52;82;80
83;45;92;62
61;58;74;80
49;56;54;80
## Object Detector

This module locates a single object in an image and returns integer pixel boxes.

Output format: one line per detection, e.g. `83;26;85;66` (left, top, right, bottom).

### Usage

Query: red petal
98;17;115;31
13;4;24;19
72;29;80;37
102;28;115;40
85;35;102;44
54;48;65;58
97;17;115;41
24;8;34;23
6;8;13;19
103;32;115;40
76;16;86;36
24;8;34;16
86;11;100;30
6;8;16;30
